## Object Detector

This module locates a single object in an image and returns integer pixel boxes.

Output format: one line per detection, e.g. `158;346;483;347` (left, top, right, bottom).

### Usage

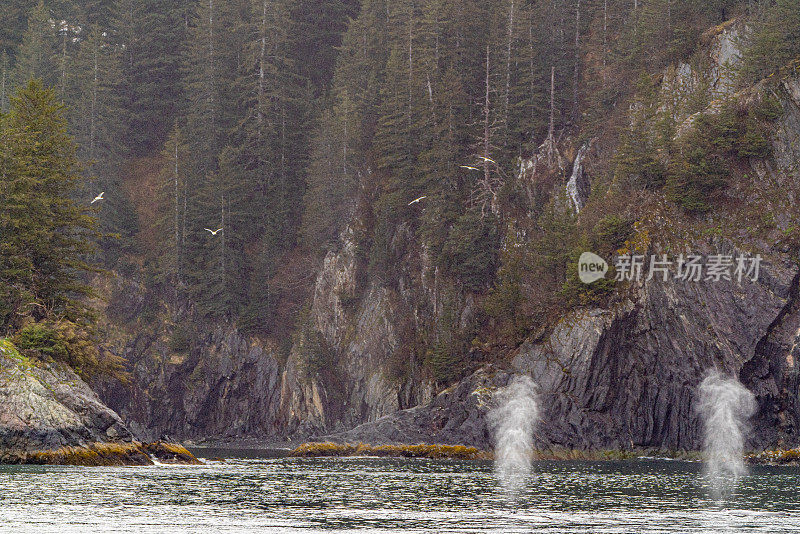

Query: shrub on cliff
168;324;192;354
425;342;463;385
667;138;730;213
666;100;775;212
741;0;800;83
561;215;632;306
292;306;338;382
612;73;669;191
441;212;500;293
14;323;69;361
13;321;127;381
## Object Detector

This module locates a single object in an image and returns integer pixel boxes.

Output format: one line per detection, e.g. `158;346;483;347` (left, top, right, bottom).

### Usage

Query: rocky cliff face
99;225;441;443
0;339;135;457
514;257;799;451
317;366;507;449
97;19;800;453
99;314;285;442
0;339;188;465
313;254;799;452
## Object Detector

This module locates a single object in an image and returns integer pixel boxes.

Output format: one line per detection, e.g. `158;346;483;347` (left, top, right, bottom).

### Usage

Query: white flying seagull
205;228;224;236
408;196;427;206
460;165;480;171
477;156;497;164
90;192;105;204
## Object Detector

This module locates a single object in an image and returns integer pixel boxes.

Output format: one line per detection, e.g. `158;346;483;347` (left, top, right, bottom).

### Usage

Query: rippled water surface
1;451;799;533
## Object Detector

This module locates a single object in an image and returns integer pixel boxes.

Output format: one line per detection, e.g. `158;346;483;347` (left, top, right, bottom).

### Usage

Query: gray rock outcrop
309;255;800;452
0;341;136;461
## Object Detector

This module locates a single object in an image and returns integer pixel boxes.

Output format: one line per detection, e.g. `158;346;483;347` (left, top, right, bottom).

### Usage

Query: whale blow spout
490;375;540;500
698;371;757;501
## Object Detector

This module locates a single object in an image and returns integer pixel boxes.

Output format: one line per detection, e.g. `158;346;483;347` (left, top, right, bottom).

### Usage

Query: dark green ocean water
1;451;799;533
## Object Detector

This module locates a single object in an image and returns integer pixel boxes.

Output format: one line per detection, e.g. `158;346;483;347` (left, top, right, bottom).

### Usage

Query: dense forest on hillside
1;0;799;383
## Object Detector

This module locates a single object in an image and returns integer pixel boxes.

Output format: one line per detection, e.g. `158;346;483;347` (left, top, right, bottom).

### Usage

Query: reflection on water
1;452;799;533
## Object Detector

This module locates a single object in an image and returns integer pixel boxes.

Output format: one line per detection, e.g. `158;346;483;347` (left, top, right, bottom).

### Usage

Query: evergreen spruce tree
233;0;295;236
301;107;353;251
0;80;99;330
181;0;250;319
373;0;430;195
288;0;360;94
69;23;136;265
112;0;190;154
68;25;122;176
13;1;58;88
0;0;30;55
183;0;236;179
0;50;10;112
743;0;800;82
53;0;117;27
300;0;388;252
612;72;668;190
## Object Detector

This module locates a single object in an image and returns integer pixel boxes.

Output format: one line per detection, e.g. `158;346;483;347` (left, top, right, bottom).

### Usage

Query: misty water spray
489;375;540;499
698;371;757;501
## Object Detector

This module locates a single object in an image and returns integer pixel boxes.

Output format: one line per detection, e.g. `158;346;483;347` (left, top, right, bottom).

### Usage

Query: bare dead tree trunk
455;1;463;50
258;0;267;132
60;31;68;99
181;176;187;283
433;5;440;64
573;0;580;122
547;65;556;166
529;9;536;140
342;92;349;176
603;0;608;87
504;0;515;129
408;9;414;126
558;0;565;53
484;44;491;193
208;0;216;162
548;66;555;140
667;0;672;33
90;41;98;169
478;44;501;216
220;191;226;310
280;100;287;190
174;133;180;290
209;0;214;107
1;55;7;112
448;99;455;151
258;0;270;194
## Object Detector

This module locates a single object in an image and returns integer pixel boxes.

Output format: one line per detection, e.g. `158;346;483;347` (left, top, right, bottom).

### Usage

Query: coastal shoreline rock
1;440;200;466
0;340;199;466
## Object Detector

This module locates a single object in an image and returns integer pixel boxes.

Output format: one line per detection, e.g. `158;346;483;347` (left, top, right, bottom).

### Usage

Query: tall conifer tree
0;80;99;329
